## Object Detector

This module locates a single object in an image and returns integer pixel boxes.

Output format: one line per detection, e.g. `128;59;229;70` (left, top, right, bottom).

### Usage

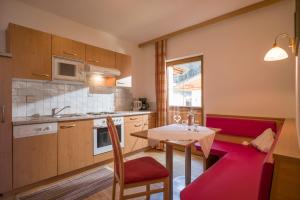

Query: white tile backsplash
12;79;125;117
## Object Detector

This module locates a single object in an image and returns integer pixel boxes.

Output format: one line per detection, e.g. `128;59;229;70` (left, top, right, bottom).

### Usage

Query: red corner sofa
180;114;282;200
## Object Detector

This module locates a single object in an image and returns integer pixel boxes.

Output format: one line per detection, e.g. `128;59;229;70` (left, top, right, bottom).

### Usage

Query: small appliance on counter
132;100;142;111
139;98;150;110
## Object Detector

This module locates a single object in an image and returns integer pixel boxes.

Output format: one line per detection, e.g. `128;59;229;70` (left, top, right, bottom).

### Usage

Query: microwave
52;57;85;82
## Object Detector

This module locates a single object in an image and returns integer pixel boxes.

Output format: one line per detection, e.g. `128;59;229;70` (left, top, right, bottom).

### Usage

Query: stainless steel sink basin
53;113;87;118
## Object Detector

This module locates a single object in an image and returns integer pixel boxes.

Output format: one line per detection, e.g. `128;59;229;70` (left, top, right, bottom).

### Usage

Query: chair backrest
107;116;124;183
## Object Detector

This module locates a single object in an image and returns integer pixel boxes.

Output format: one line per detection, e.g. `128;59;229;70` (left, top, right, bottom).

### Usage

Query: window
167;56;202;108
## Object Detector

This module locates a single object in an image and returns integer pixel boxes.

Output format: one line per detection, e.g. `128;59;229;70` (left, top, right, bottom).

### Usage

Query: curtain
155;40;168;127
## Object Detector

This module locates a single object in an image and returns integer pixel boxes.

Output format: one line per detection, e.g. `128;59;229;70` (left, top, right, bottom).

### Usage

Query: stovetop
86;112;119;116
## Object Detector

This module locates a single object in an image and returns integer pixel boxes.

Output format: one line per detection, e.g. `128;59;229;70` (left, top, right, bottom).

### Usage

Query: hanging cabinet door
8;23;52;80
86;45;116;68
116;53;132;78
52;35;85;61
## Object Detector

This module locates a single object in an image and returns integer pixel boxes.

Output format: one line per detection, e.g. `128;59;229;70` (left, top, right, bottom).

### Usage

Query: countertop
273;119;300;160
12;111;155;126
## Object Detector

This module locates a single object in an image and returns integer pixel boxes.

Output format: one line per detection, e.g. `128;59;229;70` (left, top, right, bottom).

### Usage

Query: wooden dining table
131;126;220;199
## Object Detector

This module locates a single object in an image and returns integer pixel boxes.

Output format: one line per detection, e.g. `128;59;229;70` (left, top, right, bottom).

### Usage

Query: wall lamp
264;33;295;61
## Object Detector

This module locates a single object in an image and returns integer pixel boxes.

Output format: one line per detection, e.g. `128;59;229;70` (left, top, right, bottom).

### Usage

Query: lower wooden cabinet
58;120;94;175
124;114;150;154
13;133;58;189
0;57;12;193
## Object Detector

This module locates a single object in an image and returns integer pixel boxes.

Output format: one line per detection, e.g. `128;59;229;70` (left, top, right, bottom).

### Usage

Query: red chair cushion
206;116;277;138
124;156;169;184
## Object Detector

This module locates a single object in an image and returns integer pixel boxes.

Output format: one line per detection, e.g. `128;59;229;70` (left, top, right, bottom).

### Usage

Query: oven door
93;124;124;155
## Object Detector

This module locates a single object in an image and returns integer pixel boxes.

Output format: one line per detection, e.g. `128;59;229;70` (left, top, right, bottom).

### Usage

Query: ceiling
17;0;261;43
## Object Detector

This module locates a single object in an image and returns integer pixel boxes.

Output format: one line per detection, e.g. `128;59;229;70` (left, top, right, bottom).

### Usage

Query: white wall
0;0;142;98
138;0;296;118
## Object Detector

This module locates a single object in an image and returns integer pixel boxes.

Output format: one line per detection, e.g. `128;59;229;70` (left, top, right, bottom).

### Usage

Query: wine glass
173;111;181;124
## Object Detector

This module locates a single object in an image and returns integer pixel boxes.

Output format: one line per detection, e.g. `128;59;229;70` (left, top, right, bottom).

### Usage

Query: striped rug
17;167;113;200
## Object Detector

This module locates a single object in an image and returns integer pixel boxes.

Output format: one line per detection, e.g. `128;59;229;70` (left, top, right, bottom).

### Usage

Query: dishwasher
13;123;58;189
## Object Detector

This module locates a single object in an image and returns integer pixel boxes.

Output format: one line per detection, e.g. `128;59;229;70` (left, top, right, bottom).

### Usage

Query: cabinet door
116;53;131;78
86;45;116;68
52;35;85;61
0;57;12;193
58;120;93;175
13;133;58;188
8;23;52;80
148;113;157;129
124;115;148;153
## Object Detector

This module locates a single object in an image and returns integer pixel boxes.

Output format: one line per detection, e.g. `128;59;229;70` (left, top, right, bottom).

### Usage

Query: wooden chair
107;116;170;200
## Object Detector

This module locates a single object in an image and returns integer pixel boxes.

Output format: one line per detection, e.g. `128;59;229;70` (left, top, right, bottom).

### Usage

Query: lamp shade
264;46;288;61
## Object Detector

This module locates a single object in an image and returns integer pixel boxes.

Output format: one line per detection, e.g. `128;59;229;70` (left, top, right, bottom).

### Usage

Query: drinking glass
173;111;181;124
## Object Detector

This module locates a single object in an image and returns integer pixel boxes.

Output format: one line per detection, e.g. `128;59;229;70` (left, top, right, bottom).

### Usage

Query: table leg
166;143;173;200
185;145;192;186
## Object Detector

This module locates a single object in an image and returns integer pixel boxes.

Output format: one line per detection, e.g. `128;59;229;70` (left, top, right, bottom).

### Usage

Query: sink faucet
51;106;71;117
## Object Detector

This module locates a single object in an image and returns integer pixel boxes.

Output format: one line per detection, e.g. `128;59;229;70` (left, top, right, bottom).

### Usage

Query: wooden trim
206;113;284;122
138;0;284;47
166;55;203;66
167;55;204;124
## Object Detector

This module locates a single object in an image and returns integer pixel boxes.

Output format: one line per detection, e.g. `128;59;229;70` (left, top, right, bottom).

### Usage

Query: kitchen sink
52;113;87;118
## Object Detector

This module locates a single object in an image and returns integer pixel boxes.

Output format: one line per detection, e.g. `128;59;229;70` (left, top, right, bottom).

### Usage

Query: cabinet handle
60;124;76;129
87;59;100;63
63;51;78;56
130;117;138;120
1;105;5;123
134;124;142;127
32;73;50;77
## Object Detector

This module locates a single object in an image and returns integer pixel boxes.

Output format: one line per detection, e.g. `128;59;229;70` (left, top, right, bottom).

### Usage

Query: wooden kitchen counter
271;119;300;200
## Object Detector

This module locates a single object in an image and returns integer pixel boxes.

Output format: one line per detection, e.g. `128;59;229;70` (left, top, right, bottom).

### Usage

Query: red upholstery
180;116;280;200
124;156;169;184
195;139;254;157
180;150;266;200
206;116;277;138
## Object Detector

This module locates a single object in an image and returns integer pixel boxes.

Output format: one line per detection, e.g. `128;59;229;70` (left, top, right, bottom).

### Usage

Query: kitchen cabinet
148;113;157;129
116;53;131;79
52;35;85;61
58;120;94;175
124;115;149;153
0;57;12;193
86;45;116;68
7;23;52;80
13;123;58;189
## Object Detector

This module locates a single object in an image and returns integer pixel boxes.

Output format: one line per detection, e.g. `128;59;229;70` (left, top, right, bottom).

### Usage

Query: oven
93;117;124;155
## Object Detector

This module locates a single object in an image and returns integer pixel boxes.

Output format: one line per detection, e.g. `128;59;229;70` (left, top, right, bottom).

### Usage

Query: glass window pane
167;60;202;107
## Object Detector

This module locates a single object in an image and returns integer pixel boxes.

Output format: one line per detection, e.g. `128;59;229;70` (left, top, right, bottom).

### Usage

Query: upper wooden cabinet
116;53;132;78
7;23;52;80
86;45;116;68
52;35;85;61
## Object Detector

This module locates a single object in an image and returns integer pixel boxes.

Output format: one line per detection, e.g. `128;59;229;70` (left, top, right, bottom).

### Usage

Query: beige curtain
155;40;168;127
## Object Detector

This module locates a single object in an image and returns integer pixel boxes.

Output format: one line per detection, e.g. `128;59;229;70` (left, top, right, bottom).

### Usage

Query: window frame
166;55;204;109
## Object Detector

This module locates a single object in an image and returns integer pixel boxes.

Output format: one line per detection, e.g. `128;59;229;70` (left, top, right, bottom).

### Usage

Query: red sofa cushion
206;116;277;138
180;150;266;200
124;156;169;184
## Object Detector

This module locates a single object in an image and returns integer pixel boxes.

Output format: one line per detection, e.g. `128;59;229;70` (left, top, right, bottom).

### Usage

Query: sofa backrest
206;115;278;138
